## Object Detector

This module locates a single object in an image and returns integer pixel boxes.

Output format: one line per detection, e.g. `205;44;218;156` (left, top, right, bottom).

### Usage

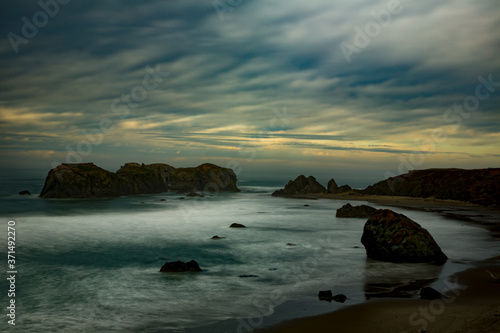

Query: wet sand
255;194;500;333
256;262;500;333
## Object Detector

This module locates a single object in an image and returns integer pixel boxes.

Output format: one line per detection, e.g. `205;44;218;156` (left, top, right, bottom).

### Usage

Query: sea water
0;178;499;332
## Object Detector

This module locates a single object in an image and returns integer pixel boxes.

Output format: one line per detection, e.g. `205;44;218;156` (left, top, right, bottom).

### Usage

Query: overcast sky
1;0;499;185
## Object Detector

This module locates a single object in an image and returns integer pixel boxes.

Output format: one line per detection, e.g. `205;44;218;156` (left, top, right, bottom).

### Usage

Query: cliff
361;168;500;207
39;162;239;198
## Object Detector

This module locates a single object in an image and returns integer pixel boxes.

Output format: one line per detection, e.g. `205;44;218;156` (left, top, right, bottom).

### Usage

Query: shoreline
253;194;500;333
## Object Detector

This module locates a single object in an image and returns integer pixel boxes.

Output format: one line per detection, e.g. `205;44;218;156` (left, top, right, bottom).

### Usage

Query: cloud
0;0;498;180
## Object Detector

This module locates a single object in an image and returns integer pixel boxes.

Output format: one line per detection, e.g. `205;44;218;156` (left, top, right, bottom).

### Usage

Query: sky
0;0;499;186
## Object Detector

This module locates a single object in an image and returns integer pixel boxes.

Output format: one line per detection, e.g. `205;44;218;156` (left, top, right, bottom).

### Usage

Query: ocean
1;177;499;332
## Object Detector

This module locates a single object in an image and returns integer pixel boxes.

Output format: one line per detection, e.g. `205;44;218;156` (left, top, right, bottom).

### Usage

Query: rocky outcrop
361;209;447;264
336;203;377;218
272;175;326;197
362;168;500;207
18;190;31;196
160;260;202;272
230;223;246;228
327;179;352;194
39;162;239;198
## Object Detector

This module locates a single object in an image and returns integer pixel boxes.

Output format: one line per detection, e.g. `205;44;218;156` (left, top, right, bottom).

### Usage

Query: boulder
420;287;444;300
160;260;202;272
332;294;347;303
272;175;326;197
361;209;447;264
336;203;377;218
230;223;246;228
318;290;333;301
18;190;31;196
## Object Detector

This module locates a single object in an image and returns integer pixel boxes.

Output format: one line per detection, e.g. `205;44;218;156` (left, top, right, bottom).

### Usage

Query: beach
256;195;500;333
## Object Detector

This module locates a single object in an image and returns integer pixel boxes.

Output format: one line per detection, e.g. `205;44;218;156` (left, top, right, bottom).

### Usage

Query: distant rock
211;235;226;240
336;203;377;218
272;175;326;197
230;223;246;228
327;179;352;194
239;275;259;278
18;190;31;196
160;260;202;272
39;162;239;198
361;168;500;207
361;209;448;264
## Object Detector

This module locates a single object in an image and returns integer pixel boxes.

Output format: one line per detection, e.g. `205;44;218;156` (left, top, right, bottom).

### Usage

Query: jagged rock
39;162;239;198
272;175;326;197
361;209;448;264
361;168;500;207
420;287;444;300
327;179;352;194
318;290;333;301
230;223;246;228
18;190;31;196
336;203;377;218
160;260;202;272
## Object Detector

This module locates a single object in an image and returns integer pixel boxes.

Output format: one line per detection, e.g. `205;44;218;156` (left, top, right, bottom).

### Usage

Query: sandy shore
255;194;500;333
256;262;500;333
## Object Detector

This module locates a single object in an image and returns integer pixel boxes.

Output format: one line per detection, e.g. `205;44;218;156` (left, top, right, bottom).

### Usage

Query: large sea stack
39;162;239;198
361;209;448;264
362;168;500;207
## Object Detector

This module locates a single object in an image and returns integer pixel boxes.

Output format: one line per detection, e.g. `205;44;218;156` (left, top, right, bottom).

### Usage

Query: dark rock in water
239;275;259;278
39;162;239;198
361;209;448;264
286;243;296;246
158;199;167;201
327;179;352;194
336;203;377;218
18;190;31;196
160;260;202;272
420;287;445;300
230;223;246;228
272;175;326;197
187;192;204;197
211;235;226;240
318;290;333;301
361;168;500;207
304;204;310;207
332;294;347;303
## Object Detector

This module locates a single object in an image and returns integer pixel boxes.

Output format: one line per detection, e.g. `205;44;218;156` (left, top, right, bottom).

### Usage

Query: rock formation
336;203;377;218
361;209;447;264
18;190;31;196
160;260;202;272
362;168;500;207
272;175;326;197
230;223;246;228
39;162;239;198
327;179;352;194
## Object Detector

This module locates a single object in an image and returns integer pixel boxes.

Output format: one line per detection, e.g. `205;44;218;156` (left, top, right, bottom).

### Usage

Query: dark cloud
0;0;498;178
